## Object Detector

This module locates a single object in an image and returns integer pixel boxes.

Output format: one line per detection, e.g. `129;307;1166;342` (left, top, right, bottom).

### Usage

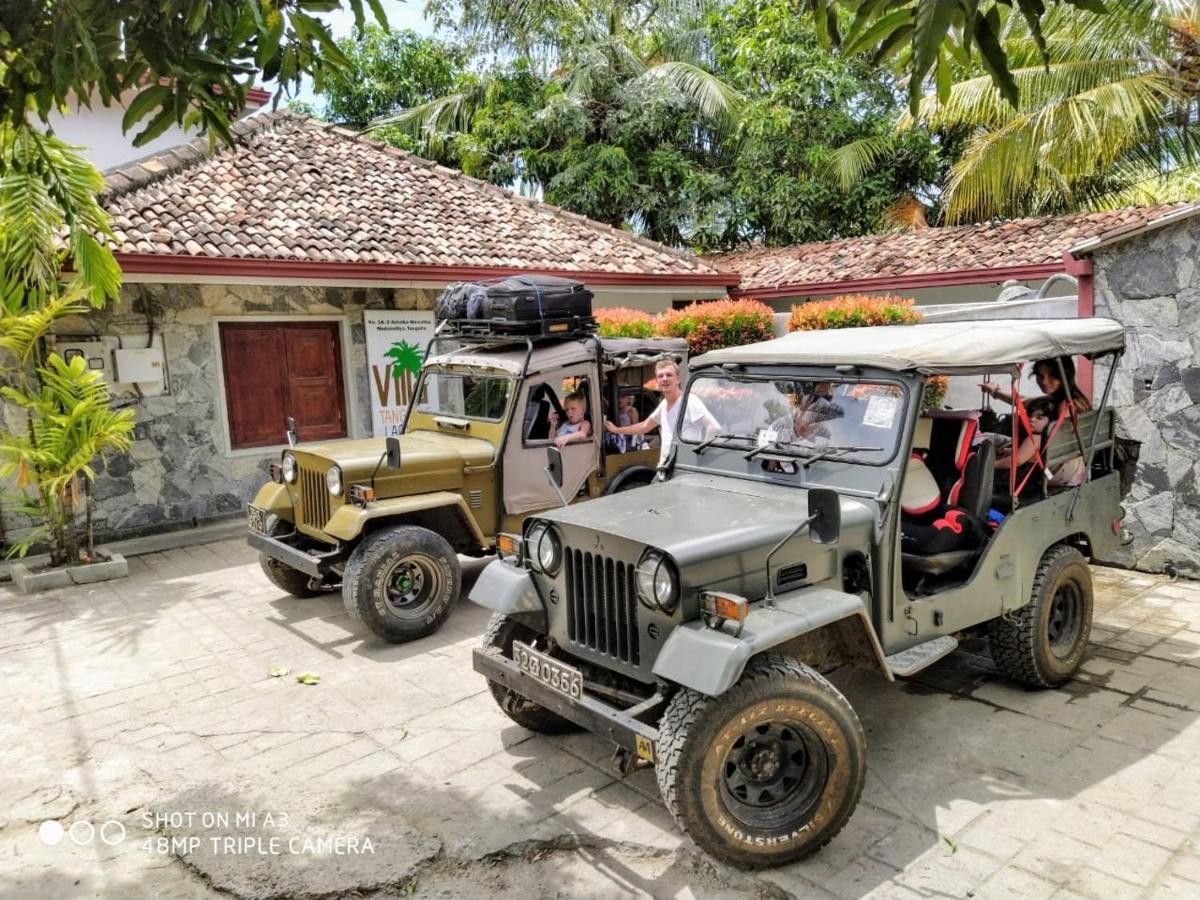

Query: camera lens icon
40;819;126;847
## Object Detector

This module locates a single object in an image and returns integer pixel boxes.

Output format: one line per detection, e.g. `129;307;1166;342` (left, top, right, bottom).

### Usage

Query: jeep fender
652;586;892;696
322;492;487;548
250;482;293;518
467;559;547;631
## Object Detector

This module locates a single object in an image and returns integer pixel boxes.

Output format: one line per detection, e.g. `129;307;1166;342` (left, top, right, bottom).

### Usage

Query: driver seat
901;440;996;577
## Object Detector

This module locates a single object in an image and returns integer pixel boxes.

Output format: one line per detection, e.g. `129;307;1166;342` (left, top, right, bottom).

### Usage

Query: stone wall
1;282;436;545
1092;216;1200;577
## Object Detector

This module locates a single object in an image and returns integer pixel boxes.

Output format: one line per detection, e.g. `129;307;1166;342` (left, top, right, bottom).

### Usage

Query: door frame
212;315;361;458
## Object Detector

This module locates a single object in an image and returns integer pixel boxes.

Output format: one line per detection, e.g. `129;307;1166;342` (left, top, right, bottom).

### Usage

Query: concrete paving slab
2;538;1199;898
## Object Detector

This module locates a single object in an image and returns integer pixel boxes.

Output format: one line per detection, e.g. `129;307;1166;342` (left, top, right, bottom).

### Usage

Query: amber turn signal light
700;591;749;622
268;463;283;484
496;532;524;565
349;485;375;507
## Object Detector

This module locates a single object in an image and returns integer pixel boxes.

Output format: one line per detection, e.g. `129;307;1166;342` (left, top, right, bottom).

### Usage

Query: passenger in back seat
994;395;1055;498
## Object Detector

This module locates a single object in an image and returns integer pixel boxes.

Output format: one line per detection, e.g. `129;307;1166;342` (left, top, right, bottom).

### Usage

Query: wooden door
220;322;347;449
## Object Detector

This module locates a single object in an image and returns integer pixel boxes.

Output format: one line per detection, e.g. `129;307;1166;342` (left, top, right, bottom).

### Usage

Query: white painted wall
48;89;265;173
759;277;1077;314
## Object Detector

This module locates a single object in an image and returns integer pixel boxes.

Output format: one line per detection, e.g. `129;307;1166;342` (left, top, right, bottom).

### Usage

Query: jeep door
502;360;601;516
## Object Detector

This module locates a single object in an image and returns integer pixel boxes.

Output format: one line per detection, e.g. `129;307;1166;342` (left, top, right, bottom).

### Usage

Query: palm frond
634;61;741;121
819;136;896;190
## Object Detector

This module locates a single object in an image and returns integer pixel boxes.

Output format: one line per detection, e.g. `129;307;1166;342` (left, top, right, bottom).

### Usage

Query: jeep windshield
678;374;906;467
415;370;512;421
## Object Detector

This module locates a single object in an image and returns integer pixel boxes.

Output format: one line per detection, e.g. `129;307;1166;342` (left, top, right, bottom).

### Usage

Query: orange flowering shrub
923;375;950;411
787;294;920;331
655;298;775;355
595;307;655;339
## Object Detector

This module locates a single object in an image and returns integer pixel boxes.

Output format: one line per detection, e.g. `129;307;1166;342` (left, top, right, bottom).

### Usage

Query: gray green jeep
247;327;686;643
470;318;1130;868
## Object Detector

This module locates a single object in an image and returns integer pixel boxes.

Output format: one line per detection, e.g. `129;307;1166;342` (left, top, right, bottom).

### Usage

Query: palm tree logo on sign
375;340;424;408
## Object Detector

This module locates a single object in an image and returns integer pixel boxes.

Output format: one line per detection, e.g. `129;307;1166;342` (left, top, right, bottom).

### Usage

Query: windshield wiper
744;441;817;462
694;432;756;454
797;444;883;469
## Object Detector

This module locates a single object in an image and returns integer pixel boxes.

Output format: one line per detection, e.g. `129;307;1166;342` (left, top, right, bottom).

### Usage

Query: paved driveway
1;539;1198;898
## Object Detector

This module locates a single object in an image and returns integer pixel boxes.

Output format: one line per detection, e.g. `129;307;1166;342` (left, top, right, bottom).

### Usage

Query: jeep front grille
564;549;640;665
298;466;331;528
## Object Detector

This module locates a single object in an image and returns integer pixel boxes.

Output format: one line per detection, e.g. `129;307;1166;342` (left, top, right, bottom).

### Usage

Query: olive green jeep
247;325;686;643
470;317;1131;868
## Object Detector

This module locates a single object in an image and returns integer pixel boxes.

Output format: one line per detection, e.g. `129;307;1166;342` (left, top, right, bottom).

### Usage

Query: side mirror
807;488;841;544
546;446;564;489
385;436;401;470
285;416;297;448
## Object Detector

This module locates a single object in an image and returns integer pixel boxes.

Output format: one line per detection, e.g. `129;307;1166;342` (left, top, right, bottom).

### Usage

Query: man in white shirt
604;359;720;467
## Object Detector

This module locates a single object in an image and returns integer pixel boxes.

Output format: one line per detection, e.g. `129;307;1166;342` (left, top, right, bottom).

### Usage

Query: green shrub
655;298;775;356
595;307;656;339
787;294;920;332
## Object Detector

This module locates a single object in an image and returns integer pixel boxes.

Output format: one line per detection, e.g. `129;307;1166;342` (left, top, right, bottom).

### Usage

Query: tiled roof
102;112;722;281
710;204;1192;295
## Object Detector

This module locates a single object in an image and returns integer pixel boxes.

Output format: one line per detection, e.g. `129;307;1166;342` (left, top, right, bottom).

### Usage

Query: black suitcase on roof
484;275;593;322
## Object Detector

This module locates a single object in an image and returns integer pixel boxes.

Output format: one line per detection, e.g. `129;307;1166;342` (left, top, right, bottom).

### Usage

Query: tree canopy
1;0;387;144
305;0;945;247
903;0;1200;221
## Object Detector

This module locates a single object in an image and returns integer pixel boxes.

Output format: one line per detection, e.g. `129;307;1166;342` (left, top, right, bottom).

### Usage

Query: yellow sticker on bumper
635;735;655;763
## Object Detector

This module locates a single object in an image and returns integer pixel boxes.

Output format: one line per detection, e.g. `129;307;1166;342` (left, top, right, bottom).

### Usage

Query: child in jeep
550;392;593;448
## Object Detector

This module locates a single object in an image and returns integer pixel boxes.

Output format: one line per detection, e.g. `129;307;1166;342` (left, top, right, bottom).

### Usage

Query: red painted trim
1062;252;1094;277
731;262;1066;300
113;252;736;288
245;87;271;106
1075;268;1095;397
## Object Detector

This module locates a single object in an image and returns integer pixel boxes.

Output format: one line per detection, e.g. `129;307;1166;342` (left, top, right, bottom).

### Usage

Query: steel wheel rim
1047;579;1084;659
718;719;829;830
382;554;442;618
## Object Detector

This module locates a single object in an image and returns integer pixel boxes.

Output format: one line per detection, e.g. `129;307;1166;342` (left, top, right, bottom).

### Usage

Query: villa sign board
364;310;436;437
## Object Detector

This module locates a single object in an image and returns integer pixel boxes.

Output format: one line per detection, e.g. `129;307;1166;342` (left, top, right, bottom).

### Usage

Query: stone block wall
1;282;436;545
1092;216;1200;577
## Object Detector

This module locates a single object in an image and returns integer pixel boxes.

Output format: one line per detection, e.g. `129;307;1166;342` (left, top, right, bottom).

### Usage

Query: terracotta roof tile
102;112;718;279
711;204;1191;294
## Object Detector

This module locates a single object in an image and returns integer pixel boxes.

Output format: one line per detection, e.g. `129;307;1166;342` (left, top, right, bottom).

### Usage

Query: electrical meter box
114;346;165;383
48;334;170;397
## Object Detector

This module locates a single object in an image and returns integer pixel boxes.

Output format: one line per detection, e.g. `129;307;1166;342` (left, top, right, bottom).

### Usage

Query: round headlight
525;522;561;574
281;453;297;483
326;465;343;496
636;551;679;612
537;528;561;574
526;523;549;572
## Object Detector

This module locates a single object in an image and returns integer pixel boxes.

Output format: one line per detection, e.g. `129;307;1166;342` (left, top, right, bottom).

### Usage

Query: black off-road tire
482;613;577;734
656;653;866;869
258;514;323;598
606;467;655;495
342;525;460;643
340;548;366;622
989;544;1093;688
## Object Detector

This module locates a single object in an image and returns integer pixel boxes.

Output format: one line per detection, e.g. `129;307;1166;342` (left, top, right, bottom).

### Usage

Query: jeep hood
296;431;495;473
539;473;868;567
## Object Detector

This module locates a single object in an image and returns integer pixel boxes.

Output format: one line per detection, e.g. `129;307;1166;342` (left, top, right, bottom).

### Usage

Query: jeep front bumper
473;646;660;762
247;531;340;578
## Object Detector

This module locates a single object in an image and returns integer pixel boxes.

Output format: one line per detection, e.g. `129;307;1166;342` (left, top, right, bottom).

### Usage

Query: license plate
512;641;583;700
247;505;268;535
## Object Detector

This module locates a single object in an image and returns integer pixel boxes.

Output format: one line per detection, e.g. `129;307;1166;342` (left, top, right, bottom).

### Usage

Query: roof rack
439;315;598;341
